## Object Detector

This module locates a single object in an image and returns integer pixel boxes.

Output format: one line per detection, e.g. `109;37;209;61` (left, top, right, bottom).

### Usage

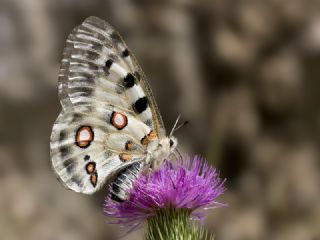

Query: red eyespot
111;112;128;130
75;126;94;148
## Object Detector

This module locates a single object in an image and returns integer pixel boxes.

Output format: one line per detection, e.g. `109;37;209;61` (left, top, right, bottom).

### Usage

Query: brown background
1;0;320;239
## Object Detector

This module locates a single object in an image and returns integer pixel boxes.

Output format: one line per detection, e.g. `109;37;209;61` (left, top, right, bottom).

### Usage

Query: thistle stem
146;208;213;240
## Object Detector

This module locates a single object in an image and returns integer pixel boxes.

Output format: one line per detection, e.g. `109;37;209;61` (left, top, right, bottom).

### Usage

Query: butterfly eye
170;139;174;147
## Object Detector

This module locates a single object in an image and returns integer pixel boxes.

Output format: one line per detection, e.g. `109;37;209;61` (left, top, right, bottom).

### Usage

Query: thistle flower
104;155;226;239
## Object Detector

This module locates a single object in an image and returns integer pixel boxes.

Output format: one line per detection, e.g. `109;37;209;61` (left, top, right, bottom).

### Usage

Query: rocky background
1;0;320;239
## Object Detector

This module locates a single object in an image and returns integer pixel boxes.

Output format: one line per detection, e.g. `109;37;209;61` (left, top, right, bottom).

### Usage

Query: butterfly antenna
169;114;181;137
172;120;189;134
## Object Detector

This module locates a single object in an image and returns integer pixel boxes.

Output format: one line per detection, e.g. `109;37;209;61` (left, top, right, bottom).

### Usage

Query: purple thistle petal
104;155;226;229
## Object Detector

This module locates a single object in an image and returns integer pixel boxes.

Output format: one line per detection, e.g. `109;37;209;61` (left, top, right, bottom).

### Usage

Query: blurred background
1;0;320;239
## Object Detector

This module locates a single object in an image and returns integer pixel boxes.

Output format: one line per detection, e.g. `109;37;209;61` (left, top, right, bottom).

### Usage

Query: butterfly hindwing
50;105;155;194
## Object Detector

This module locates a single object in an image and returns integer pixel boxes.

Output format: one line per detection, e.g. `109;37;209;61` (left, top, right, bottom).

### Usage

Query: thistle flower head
104;155;226;230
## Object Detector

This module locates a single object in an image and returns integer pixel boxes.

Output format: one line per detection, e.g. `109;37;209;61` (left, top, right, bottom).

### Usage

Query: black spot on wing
123;73;136;88
104;59;113;71
122;49;130;57
133;97;148;114
71;175;83;187
84;155;90;161
60;146;72;158
59;130;67;142
63;158;75;173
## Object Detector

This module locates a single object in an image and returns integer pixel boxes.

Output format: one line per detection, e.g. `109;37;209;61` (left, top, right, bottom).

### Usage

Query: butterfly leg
144;167;153;192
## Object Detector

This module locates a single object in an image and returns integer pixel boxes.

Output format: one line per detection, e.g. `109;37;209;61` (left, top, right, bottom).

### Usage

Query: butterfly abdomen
110;162;143;202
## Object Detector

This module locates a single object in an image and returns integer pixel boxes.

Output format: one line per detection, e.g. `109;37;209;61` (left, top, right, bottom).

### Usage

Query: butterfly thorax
147;136;177;170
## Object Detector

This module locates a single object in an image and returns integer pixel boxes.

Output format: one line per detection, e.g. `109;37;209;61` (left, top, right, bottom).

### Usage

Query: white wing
50;17;165;194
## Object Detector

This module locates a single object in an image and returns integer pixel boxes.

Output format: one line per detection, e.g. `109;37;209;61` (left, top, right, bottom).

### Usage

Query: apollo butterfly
50;17;179;201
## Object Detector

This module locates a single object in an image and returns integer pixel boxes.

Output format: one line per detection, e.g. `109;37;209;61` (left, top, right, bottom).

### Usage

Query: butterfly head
168;115;188;152
148;135;177;169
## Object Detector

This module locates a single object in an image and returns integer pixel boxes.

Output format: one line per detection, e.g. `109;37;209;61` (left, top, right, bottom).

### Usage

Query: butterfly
50;16;181;201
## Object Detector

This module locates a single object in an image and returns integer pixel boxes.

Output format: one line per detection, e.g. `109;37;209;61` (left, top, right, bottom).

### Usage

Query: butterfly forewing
58;16;165;135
